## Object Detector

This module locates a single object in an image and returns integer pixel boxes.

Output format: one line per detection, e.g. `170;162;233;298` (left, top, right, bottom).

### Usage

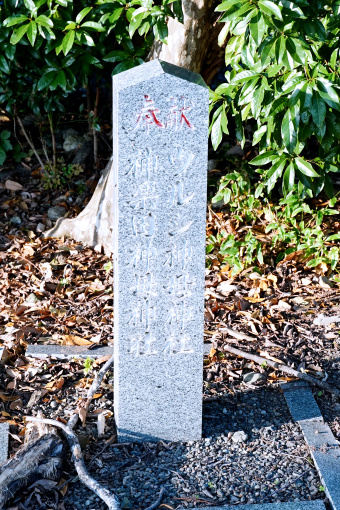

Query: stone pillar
113;59;208;442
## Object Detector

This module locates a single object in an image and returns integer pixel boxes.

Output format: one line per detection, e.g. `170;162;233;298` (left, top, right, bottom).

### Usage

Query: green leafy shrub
207;173;340;273
210;0;340;198
0;0;182;166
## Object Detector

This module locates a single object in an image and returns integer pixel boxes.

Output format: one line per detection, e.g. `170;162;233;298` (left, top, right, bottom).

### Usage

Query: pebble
10;215;21;226
61;388;322;510
232;430;248;443
47;205;67;221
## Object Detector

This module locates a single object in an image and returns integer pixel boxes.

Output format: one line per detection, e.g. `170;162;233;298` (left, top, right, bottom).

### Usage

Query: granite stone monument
113;59;208;442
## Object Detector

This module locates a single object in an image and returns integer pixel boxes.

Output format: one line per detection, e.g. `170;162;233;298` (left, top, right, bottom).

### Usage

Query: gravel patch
63;388;324;509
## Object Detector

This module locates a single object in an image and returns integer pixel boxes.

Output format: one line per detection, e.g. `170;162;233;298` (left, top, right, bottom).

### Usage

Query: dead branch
144;488;166;510
219;325;256;342
26;416;120;510
0;433;64;510
223;344;340;398
16;115;46;171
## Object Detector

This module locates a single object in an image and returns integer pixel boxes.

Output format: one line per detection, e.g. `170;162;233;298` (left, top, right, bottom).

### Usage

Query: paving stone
0;423;9;464
280;381;323;422
203;501;326;510
282;381;340;510
112;60;208;443
26;344;113;359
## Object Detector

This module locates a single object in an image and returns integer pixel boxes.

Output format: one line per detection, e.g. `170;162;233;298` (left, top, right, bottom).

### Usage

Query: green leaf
311;92;326;129
252;125;267;145
261;36;277;65
266;159;286;192
258;0;282;20
0;130;11;140
218;23;230;46
215;0;246;12
62;30;75;55
317;78;340;105
249;11;266;46
10;23;29;45
76;7;93;24
282;109;298;153
0;147;6;165
27;21;37;46
219;2;253;21
330;49;338;70
250;150;280;166
4;16;29;27
253;82;265;118
283;161;295;194
37;71;57;90
81;22;105;31
129;12;145;37
109;8;125;24
0;56;10;74
23;0;35;10
103;50;130;63
230;70;259;85
295;157;319;177
154;19;168;43
35;15;53;28
112;60;136;75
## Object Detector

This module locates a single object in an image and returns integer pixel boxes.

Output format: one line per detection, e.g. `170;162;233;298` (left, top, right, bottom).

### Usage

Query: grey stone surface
202;503;326;510
281;381;323;422
26;344;113;359
0;423;9;464
113;60;208;443
282;381;340;510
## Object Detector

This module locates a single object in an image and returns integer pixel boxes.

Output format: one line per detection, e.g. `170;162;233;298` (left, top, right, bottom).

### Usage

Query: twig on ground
144;488;166;510
59;434;117;490
219;324;256;342
223;344;340;397
26;416;120;510
16;115;46;171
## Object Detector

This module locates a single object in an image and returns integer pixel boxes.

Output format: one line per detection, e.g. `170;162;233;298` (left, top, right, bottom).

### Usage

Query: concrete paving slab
26;343;210;360
282;381;340;510
26;344;113;359
203;501;326;510
280;381;323;422
0;423;9;464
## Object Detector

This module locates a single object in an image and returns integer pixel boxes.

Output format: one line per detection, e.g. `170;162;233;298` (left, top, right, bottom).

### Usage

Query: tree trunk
148;0;217;74
44;158;114;254
44;0;219;252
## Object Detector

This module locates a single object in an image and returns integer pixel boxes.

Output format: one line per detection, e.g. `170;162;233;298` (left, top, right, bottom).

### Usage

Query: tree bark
148;0;218;74
0;433;64;509
44;0;220;251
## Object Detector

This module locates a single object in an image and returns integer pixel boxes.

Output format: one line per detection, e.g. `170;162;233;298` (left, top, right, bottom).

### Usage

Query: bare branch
223;344;340;398
26;416;120;510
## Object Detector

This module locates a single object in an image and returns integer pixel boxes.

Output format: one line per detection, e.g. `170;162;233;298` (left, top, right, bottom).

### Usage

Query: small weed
103;261;113;272
83;357;94;375
319;485;325;492
42;159;84;190
261;361;268;369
